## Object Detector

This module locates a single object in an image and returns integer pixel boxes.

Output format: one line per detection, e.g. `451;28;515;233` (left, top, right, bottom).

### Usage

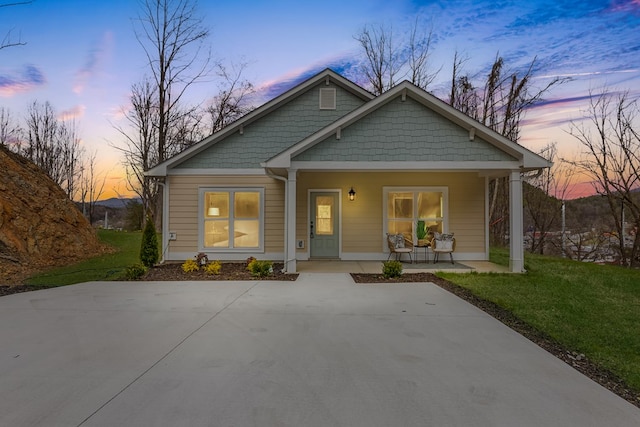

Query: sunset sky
1;0;639;199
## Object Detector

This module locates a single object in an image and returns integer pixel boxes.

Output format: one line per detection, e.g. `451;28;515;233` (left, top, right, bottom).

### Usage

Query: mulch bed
351;272;640;409
0;284;50;297
141;262;298;281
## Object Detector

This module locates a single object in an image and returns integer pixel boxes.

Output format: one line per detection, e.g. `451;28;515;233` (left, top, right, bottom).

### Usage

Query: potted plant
416;220;428;246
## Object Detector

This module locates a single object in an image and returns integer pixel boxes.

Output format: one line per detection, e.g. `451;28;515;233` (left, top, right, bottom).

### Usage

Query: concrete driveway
1;274;638;427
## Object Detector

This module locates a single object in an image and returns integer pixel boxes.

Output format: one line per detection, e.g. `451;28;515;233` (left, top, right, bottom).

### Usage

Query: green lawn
439;248;640;392
25;229;142;286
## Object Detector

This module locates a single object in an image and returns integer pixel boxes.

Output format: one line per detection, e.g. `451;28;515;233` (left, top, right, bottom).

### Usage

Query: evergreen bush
124;264;147;280
140;217;159;267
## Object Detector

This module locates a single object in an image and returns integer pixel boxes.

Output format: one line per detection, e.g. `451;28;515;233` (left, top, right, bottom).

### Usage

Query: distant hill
95;197;141;209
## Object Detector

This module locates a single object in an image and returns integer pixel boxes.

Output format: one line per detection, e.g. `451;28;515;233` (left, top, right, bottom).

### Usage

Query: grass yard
25;230;142;287
439;248;640;393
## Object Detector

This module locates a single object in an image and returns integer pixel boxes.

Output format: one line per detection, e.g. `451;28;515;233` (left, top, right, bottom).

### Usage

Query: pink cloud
608;0;640;14
59;105;86;121
0;65;46;97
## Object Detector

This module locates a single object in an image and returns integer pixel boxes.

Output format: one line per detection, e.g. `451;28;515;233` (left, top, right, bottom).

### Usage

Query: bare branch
0;1;32;50
567;88;640;266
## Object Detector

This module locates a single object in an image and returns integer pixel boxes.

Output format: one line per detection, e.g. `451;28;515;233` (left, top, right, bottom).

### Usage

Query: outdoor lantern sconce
348;187;356;201
208;207;220;216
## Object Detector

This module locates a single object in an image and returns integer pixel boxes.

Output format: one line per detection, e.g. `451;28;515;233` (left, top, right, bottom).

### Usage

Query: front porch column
509;170;525;272
286;169;297;273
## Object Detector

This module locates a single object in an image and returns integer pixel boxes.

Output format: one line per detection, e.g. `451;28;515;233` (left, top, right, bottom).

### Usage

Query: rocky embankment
0;146;106;285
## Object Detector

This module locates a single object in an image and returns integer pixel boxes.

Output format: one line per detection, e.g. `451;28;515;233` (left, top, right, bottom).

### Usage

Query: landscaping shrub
124;264;147;280
139;217;159;267
382;260;403;278
247;259;273;277
182;259;199;273
204;260;222;275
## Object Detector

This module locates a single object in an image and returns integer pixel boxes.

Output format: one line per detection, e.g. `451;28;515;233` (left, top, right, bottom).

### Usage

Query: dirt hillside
0;146;106;285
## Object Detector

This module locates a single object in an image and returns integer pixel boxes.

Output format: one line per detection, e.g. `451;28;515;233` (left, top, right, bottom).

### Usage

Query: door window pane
316;196;333;235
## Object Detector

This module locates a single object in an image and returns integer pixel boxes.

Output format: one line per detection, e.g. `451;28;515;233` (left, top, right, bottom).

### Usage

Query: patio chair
432;232;455;264
386;233;413;263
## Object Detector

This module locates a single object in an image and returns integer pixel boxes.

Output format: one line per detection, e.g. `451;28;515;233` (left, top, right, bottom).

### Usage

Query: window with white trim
384;187;447;241
200;188;264;250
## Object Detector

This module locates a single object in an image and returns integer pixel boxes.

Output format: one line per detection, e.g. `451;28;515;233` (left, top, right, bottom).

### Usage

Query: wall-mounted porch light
348;187;356;201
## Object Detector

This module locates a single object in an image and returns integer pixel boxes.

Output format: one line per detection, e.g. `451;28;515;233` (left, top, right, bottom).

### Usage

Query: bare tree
449;52;480;119
113;79;159;218
355;24;398;95
407;17;440;90
451;55;565;143
562;229;608;262
132;0;210;222
78;150;106;225
206;61;255;133
354;18;438;95
114;77;213;217
0;107;22;149
523;143;575;254
23;101;83;198
568;89;640;266
449;55;566;245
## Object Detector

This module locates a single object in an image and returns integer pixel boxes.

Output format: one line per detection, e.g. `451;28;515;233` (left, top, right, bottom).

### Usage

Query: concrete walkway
297;259;511;273
1;274;638;426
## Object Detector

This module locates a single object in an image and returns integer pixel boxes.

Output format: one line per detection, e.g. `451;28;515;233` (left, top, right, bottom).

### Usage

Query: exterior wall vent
319;88;336;110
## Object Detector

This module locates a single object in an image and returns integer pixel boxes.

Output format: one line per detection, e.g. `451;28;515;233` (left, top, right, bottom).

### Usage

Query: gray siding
293;97;515;162
178;82;366;169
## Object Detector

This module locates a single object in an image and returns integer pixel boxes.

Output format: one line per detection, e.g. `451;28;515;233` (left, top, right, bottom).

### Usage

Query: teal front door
310;192;340;258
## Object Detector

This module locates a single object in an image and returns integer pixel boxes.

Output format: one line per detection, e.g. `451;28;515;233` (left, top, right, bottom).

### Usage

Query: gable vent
319;88;336;110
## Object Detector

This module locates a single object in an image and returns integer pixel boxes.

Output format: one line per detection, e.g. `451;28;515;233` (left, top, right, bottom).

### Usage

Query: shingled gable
263;80;550;172
146;69;374;177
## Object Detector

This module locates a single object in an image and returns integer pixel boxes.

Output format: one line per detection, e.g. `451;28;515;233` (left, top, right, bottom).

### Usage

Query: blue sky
1;0;639;198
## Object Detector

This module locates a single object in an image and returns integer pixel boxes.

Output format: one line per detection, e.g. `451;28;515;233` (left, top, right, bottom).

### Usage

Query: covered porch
296;259;511;274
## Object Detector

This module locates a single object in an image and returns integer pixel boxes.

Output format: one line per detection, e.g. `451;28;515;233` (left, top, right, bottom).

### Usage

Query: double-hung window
384;187;447;241
201;188;264;250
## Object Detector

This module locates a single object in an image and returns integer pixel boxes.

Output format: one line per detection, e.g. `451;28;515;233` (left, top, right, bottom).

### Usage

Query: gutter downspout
156;178;169;264
265;168;293;273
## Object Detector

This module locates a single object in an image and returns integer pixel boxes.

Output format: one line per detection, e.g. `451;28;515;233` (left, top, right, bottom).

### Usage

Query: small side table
413;244;430;264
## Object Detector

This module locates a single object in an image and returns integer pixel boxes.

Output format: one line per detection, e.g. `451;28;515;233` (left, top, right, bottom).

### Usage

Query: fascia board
168;168;267;176
289;160;525;171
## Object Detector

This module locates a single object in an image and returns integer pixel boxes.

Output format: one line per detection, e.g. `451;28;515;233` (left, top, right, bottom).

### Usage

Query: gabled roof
146;69;374;176
263;80;551;171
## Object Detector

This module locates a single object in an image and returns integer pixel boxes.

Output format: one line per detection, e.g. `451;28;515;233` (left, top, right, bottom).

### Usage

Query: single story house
146;69;550;273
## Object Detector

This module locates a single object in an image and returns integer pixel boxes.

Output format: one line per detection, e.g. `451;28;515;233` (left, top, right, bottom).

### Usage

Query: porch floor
296;260;510;274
